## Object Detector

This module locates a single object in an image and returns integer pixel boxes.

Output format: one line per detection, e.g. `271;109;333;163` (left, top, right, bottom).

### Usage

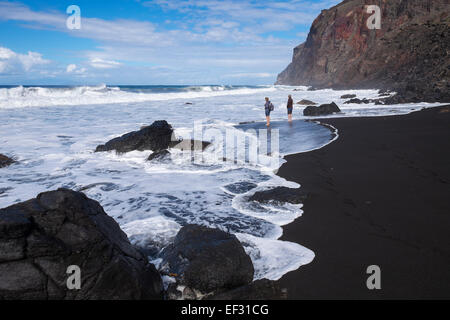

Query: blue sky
0;0;340;85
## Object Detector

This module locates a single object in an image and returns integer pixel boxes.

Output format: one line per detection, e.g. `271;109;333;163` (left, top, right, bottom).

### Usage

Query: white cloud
66;64;77;73
66;64;87;75
226;72;274;78
89;58;122;69
0;0;341;83
0;46;50;75
144;0;340;32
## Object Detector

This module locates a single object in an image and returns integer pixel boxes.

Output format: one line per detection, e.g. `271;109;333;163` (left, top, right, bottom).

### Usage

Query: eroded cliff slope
276;0;449;102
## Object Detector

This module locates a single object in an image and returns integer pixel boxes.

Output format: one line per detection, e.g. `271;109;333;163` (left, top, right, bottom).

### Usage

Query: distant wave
0;85;276;109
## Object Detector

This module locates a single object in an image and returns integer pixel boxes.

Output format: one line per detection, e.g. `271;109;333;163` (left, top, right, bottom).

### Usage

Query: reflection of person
264;97;272;127
287;95;293;122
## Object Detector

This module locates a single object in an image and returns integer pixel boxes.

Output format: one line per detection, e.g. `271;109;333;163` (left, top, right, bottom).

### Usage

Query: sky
0;0;341;85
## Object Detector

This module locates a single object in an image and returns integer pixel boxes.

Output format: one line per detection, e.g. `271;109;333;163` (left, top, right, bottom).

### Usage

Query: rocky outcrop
303;102;341;116
95;120;174;153
95;121;211;155
0;189;163;300
297;99;317;105
341;94;357;99
249;187;307;204
0;154;14;168
159;225;254;294
276;0;450;103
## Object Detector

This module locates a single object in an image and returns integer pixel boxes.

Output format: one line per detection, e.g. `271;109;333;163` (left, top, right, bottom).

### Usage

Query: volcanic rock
0;188;163;300
159;225;254;294
276;0;450;103
303;102;341;116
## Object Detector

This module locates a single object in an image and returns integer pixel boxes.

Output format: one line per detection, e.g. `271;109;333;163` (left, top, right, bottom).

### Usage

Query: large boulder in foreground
160;225;254;293
249;187;307;204
0;188;163;300
95;120;174;153
0;154;14;168
303;102;341;116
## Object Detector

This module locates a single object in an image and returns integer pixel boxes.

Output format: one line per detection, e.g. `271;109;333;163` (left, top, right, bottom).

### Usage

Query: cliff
276;0;450;102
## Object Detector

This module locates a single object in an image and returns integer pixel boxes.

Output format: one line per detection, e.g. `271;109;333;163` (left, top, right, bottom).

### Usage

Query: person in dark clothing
264;97;272;127
287;95;294;122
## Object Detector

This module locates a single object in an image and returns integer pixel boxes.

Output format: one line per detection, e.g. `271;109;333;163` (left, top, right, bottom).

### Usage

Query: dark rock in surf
147;149;171;162
303;102;341;116
378;89;392;97
0;188;163;300
249;187;307;204
95;120;174;153
159;224;254;293
343;98;372;104
207;279;286;300
0;154;14;168
297;99;317;105
340;94;357;99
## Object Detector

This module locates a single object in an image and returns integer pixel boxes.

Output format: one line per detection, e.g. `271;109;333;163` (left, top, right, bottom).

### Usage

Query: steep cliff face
276;0;450;102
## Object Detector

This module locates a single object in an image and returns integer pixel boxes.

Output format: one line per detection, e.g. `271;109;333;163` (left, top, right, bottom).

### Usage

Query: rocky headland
276;0;450;103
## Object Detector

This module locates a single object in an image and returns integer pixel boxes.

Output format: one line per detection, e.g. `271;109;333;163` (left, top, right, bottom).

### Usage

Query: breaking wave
0;84;277;109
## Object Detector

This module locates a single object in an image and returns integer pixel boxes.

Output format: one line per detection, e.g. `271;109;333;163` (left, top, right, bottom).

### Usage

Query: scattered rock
182;286;197;300
0;154;15;168
95;120;174;153
159;225;254;294
340;94;357;99
344;98;372;104
303;102;341;116
378;89;392;97
166;283;182;300
249;187;307;204
297;99;317;105
0;188;163;300
147;149;171;162
207;279;286;300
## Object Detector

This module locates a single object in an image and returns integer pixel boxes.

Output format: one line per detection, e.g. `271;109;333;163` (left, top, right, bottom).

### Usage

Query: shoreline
276;105;450;299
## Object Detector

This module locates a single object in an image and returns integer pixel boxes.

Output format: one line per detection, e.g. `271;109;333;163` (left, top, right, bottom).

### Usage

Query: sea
0;84;442;282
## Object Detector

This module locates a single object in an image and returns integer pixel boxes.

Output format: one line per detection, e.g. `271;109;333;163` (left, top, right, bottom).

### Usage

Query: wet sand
277;105;450;299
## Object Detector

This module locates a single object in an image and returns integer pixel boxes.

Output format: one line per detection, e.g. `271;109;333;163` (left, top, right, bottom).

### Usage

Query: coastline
277;105;450;299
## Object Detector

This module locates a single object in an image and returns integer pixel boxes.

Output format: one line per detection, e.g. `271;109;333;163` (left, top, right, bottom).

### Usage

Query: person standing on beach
287;95;294;122
264;97;273;127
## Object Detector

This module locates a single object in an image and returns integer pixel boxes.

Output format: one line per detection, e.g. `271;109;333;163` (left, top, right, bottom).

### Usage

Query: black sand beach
278;105;450;299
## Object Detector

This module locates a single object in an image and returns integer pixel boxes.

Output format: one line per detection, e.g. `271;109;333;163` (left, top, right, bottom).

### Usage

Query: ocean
0;84;442;281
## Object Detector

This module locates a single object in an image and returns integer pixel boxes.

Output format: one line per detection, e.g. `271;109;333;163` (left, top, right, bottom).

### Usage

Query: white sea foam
0;85;277;109
0;85;443;281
